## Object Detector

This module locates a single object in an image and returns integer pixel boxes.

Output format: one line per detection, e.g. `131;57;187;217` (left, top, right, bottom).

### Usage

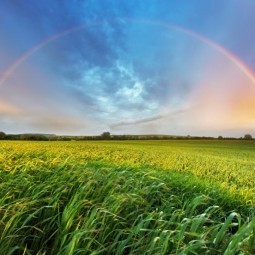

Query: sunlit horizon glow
1;1;255;137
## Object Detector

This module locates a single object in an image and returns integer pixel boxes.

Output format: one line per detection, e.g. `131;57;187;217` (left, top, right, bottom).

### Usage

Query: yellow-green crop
0;140;254;254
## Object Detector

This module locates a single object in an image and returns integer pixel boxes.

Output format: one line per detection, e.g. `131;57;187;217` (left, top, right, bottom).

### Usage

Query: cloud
0;101;21;116
110;108;187;129
110;115;164;129
24;115;87;133
0;110;90;135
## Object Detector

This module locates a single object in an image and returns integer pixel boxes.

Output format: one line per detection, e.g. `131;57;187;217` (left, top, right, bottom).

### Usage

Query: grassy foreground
0;140;254;254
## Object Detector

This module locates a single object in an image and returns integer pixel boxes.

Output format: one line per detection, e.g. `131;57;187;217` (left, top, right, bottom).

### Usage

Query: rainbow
1;18;255;86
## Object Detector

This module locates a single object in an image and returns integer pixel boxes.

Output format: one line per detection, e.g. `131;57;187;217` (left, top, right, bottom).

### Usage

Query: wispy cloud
110;115;165;129
110;108;187;129
0;101;21;116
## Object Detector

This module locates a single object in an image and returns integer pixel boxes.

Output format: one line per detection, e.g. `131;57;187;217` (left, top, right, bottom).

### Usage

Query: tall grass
1;140;255;254
1;140;255;204
0;155;254;254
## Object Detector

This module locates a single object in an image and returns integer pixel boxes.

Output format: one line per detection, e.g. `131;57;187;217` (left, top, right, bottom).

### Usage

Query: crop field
0;140;254;254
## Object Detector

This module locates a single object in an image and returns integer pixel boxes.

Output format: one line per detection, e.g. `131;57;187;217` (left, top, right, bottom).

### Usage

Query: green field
0;140;254;254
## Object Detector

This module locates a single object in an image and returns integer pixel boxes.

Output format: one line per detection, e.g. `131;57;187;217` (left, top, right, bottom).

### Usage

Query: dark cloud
110;115;165;129
110;108;186;129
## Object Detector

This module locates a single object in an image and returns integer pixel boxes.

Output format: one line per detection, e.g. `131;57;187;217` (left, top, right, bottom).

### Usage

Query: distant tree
218;136;223;139
244;134;252;140
20;134;48;141
101;132;111;139
0;131;6;139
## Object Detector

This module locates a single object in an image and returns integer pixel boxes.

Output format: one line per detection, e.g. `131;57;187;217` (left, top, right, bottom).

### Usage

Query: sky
1;0;255;137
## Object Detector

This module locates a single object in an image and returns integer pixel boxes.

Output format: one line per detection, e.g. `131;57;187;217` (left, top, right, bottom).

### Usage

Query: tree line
0;131;253;141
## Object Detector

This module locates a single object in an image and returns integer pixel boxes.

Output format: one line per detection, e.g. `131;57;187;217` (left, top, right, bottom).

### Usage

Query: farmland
0;140;254;254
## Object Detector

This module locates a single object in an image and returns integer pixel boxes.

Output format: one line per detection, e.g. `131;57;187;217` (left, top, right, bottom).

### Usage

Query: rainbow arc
1;18;255;87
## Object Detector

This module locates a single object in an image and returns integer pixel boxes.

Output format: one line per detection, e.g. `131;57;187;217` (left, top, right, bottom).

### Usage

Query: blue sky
1;0;255;136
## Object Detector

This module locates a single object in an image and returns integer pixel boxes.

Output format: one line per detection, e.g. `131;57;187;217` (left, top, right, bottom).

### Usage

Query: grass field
0;140;254;254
